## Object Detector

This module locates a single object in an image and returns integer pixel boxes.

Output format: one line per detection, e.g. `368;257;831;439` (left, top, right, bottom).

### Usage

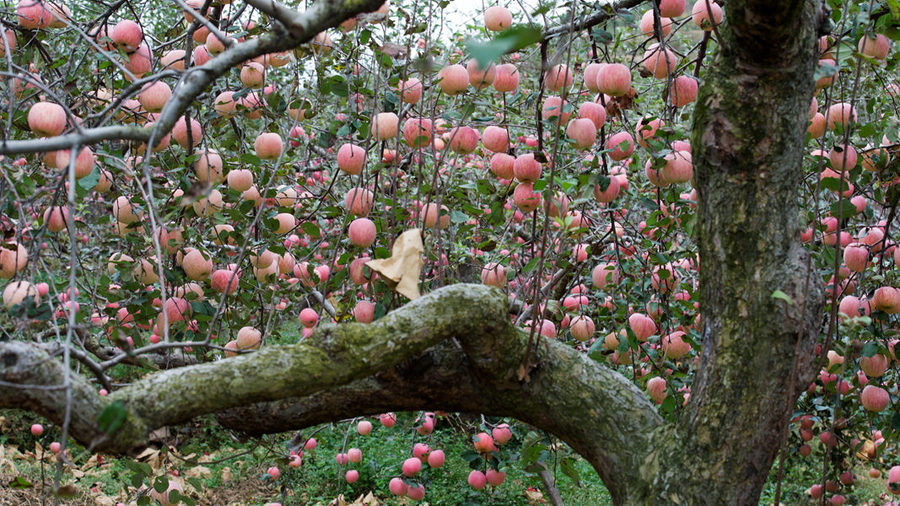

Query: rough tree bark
2;285;667;502
0;0;830;504
641;0;827;503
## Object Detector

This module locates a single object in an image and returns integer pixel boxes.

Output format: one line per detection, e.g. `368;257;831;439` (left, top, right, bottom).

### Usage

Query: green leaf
660;394;676;415
9;476;32;489
519;442;546;468
153;475;169;494
857;122;877;138
373;302;387;321
406;22;427;34
617;333;630;354
461;450;482;463
591;27;613;44
884;26;900;41
187;477;203;491
168;489;192;505
318;75;349;97
861;341;879;358
617;8;636;22
532;3;552;16
265;90;287;113
830;200;857;219
240;153;262;166
97;400;128;435
588;338;606;361
125;459;152;477
814;60;838;81
191;300;216;317
820;176;851;193
771;290;794;305
450;210;468;224
300;221;321;239
264;216;280;233
465;25;543;68
560;457;581;486
77;166;101;191
887;0;900;19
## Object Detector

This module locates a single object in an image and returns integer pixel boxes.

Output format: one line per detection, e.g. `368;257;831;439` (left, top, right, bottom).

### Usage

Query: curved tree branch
213;328;665;502
0;285;503;450
0;284;664;502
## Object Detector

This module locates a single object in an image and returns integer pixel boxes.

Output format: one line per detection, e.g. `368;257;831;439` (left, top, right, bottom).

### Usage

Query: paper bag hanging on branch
366;229;423;300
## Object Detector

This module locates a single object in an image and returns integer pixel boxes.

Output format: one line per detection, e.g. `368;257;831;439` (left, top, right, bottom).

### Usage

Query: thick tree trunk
0;2;832;504
628;0;827;504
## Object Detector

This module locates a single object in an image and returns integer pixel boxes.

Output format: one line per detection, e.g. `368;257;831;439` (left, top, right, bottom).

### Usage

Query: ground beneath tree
196;475;279;505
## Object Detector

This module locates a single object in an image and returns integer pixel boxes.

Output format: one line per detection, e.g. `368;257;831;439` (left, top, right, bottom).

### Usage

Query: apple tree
1;0;899;504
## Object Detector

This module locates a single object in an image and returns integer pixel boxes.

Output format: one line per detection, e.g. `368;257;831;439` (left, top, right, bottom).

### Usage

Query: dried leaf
147;427;173;443
366;229;424;300
94;495;116;506
55;484;78;498
525;487;544;503
220;467;233;483
135;447;163;471
82;454;102;471
330;493;349;506
184;465;211;479
135;447;158;460
354;492;379;505
378;42;408;58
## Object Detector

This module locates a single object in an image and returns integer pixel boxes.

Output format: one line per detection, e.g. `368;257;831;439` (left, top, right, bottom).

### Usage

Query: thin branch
542;0;646;41
0;0;387;155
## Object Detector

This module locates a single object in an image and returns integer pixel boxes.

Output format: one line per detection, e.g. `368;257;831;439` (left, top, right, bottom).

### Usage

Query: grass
0;410;612;505
2;407;895;505
759;443;891;505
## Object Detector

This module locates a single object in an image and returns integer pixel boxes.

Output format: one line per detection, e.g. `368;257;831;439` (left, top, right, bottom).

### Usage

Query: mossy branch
0;283;664;503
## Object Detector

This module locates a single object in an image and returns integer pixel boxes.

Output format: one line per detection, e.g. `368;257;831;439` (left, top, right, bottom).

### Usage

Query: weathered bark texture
214;321;665;501
0;284;663;502
633;0;826;504
0;341;133;451
3;285;502;451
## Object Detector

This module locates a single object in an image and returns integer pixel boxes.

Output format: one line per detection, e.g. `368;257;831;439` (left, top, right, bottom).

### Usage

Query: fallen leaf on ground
185;465;211;479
